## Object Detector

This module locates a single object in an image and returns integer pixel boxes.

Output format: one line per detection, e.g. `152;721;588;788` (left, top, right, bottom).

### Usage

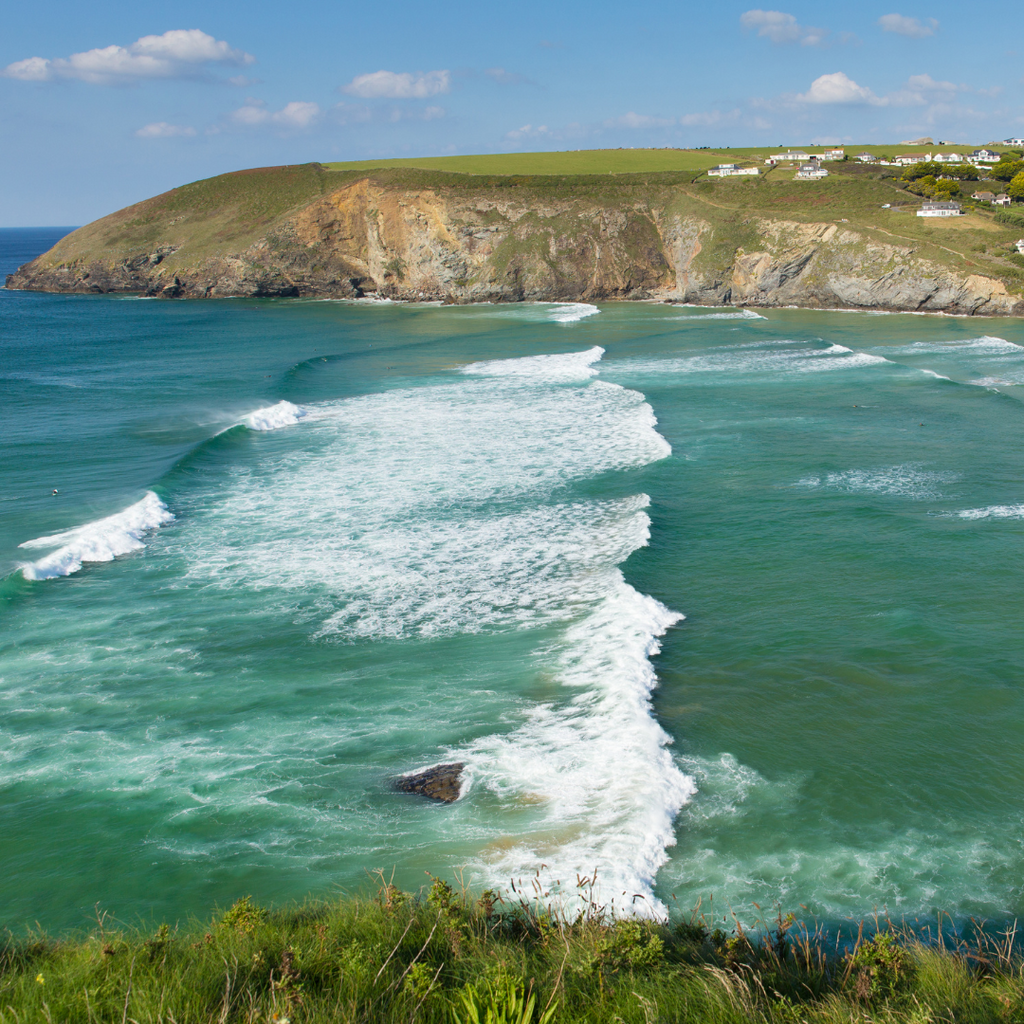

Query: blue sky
1;0;1020;225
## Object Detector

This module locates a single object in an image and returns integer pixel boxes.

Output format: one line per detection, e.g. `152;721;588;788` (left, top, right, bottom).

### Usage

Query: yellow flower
36;974;44;984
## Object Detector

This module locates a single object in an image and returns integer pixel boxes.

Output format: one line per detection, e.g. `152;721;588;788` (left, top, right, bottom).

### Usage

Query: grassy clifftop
3;880;1024;1024
6;152;1024;313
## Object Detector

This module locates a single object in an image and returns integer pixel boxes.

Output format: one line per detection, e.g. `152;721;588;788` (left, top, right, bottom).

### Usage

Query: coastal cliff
7;162;1024;315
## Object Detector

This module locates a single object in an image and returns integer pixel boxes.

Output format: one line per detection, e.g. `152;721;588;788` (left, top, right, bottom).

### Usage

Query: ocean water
4;227;1024;933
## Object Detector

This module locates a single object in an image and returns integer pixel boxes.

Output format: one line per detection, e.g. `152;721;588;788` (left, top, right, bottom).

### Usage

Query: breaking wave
18;492;174;580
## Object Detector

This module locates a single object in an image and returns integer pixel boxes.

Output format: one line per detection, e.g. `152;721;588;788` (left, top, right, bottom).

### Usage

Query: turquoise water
4;228;1024;933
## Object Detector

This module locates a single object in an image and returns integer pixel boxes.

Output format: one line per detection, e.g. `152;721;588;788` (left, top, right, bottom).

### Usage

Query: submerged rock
394;763;464;803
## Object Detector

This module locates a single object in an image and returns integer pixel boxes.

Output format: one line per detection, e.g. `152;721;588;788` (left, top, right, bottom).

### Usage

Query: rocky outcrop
6;164;1023;315
394;763;464;803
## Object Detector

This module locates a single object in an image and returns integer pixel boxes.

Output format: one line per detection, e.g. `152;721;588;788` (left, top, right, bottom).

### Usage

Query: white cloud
2;29;254;84
796;71;885;105
878;14;938;38
231;99;321;129
887;72;960;105
740;10;828;46
135;121;197;138
341;70;450;99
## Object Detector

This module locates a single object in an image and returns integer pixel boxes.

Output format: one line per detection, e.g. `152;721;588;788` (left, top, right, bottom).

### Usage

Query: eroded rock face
394;763;465;804
6;173;1023;315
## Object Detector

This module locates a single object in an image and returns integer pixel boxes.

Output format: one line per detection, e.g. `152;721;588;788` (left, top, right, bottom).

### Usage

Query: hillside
6;151;1024;315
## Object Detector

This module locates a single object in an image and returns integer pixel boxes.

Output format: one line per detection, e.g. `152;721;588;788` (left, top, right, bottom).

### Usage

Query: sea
4;226;1024;934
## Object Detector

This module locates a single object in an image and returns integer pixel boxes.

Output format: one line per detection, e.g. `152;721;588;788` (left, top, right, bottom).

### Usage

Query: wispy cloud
484;67;530;85
878;14;938;38
230;99;321;129
135;121;197;138
740;10;829;46
2;29;253;85
341;70;450;99
332;102;445;125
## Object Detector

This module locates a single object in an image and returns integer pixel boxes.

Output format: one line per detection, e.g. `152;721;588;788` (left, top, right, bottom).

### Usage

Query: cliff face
7;164;1024;315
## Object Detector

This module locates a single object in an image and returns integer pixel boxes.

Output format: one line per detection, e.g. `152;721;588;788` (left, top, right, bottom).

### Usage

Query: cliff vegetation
6;152;1024;315
5;877;1024;1024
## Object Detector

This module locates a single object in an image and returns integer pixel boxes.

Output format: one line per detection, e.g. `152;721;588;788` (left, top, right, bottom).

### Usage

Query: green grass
5;878;1024;1024
322;145;1011;178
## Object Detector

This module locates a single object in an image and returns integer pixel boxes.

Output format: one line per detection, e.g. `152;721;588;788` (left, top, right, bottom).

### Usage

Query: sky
1;0;1021;225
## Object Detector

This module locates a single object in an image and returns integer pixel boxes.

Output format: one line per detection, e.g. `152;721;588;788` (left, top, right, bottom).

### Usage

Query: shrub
847;930;913;1001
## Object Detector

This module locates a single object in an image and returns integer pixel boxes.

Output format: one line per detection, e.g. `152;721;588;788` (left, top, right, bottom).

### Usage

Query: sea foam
166;346;688;912
244;400;308;431
18;491;174;580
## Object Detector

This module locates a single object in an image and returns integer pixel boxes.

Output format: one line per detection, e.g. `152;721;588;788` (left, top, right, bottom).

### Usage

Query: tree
1008;171;1024;201
990;159;1024;182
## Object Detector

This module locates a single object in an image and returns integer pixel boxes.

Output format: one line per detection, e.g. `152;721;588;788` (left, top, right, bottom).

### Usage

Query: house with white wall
819;148;845;161
708;164;759;177
765;151;810;164
796;162;828;179
917;201;963;217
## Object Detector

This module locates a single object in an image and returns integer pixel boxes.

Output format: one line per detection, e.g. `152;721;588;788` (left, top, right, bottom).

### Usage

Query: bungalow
972;191;997;201
932;152;964;164
819;148;845;161
766;150;810;164
993;194;1012;207
894;153;930;166
917;201;963;217
796;162;828;179
708;164;759;177
968;149;1001;164
856;152;878;163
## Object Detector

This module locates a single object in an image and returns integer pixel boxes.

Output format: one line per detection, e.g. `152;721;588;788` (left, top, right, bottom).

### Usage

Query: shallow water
3;228;1024;932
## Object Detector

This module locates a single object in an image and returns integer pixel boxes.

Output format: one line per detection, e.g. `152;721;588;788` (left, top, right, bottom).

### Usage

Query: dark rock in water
395;763;464;803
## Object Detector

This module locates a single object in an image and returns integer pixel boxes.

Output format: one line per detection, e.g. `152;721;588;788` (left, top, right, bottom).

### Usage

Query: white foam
18;492;174;580
612;342;889;379
164;347;685;912
885;336;1023;357
797;465;958;500
669;309;767;321
548;302;600;323
244;400;308;431
462;346;603;382
465;581;693;918
955;505;1024;520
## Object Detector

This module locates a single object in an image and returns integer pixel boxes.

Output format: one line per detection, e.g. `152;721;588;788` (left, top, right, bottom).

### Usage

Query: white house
972;191;997;201
917;201;964;217
993;194;1012;207
1016;239;1024;254
968;149;1001;164
708;164;759;177
796;162;828;179
933;152;964;164
1004;138;1024;147
894;153;931;166
819;148;845;161
767;151;810;164
856;152;878;163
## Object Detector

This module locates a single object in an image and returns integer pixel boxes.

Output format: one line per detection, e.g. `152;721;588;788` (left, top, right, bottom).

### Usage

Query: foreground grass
5;879;1024;1024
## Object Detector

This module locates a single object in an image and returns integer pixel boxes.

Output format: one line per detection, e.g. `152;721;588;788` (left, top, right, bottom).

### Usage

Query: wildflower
36;974;44;985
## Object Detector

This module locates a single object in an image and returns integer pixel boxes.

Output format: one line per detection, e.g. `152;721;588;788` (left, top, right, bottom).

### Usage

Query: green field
322;144;1007;178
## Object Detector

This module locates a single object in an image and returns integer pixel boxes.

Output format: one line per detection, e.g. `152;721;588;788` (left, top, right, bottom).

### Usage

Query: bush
847;930;913;1001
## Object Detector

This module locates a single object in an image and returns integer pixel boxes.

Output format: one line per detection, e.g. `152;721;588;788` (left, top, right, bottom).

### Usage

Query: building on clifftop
917;201;964;217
